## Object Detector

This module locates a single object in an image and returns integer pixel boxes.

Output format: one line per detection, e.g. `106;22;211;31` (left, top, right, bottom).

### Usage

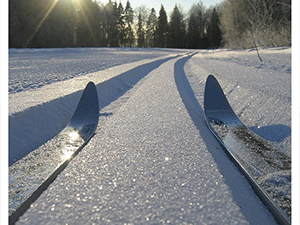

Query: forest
9;0;291;49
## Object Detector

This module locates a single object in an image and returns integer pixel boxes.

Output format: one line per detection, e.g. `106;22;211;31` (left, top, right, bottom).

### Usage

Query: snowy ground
9;47;291;224
9;48;177;94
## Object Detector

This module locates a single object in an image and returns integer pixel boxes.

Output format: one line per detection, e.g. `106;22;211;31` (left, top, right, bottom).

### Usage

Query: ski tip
79;81;99;111
70;81;99;137
86;81;96;88
204;75;232;112
206;74;216;82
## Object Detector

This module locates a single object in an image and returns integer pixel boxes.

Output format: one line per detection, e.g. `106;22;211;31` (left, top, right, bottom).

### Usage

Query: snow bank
9;54;179;165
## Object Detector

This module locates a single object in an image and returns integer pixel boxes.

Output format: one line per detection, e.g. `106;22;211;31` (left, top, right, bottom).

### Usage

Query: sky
101;0;223;16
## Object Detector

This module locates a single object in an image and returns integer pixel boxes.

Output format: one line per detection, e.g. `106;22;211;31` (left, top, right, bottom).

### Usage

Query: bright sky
101;0;223;16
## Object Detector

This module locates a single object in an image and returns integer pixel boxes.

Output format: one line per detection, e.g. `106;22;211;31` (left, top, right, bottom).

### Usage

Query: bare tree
220;0;290;49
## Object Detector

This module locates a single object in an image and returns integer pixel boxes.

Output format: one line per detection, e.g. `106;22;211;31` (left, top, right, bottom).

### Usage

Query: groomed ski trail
9;54;179;166
16;54;277;224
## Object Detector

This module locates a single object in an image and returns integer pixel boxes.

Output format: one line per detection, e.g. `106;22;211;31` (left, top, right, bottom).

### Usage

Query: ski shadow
174;55;277;225
250;124;291;143
99;112;113;117
94;55;179;110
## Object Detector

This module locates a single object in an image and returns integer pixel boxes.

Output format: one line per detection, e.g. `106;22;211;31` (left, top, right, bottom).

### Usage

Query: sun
69;0;82;8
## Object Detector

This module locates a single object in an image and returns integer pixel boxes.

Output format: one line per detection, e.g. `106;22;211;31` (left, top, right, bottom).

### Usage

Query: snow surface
9;48;176;94
185;47;291;157
9;47;290;224
9;49;184;165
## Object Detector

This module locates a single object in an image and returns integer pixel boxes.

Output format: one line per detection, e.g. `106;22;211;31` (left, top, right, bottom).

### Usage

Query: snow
185;47;291;157
9;48;175;94
8;47;290;224
9;49;183;165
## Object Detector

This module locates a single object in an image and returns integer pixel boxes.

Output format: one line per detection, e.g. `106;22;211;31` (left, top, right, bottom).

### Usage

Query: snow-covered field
8;47;291;224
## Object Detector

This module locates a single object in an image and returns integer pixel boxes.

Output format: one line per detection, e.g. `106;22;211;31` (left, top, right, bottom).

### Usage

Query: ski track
185;49;291;157
9;48;180;94
9;53;181;165
9;48;290;224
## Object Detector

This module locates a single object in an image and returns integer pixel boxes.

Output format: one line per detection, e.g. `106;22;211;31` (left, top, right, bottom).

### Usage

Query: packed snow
9;48;175;94
9;47;290;224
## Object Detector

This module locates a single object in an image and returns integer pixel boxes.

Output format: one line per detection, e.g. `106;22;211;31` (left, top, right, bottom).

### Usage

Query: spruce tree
117;2;126;47
207;8;222;48
169;5;185;48
146;8;157;47
124;0;134;47
105;0;119;47
137;13;145;47
156;5;168;48
187;13;200;49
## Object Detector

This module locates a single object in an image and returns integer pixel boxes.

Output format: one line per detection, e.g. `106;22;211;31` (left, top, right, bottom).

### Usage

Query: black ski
204;75;290;225
9;82;99;224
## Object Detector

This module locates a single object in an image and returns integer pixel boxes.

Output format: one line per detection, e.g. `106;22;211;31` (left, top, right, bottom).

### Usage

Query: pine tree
207;8;222;48
186;2;207;49
146;8;157;47
117;2;126;47
156;5;168;48
137;13;145;47
169;5;185;48
124;0;134;47
104;0;119;47
187;13;200;49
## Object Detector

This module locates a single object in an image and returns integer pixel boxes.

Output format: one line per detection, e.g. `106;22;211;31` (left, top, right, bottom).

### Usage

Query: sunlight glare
61;148;73;161
24;0;59;47
70;0;82;7
68;131;80;141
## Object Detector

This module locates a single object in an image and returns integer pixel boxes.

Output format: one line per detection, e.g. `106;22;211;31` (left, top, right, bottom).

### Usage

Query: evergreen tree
186;2;207;49
105;1;119;47
117;2;126;47
187;13;200;49
137;13;145;47
169;5;185;48
9;0;75;47
75;0;102;47
187;1;211;48
146;8;157;47
207;8;222;48
156;5;168;48
124;0;134;47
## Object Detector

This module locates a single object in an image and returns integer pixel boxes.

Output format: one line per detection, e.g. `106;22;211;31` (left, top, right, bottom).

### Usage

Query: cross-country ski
9;82;99;223
204;75;290;224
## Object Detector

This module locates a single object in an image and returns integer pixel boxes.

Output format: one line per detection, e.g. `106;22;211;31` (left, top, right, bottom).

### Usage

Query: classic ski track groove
174;56;290;225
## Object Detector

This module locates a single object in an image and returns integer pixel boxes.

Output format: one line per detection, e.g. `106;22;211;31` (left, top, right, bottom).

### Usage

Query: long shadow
9;56;177;166
250;124;290;143
95;55;178;109
174;55;276;224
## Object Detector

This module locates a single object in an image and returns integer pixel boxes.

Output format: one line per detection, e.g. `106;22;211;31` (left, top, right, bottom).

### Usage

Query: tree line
9;0;290;49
